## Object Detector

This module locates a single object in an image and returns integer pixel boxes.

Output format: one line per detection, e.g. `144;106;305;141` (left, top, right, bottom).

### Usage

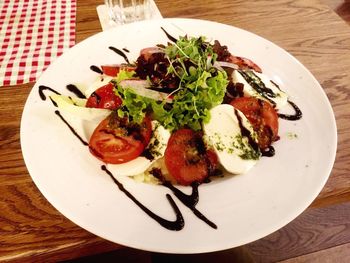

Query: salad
49;34;301;186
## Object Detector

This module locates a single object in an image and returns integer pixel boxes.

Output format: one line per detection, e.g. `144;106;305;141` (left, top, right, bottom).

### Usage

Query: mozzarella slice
106;121;170;177
203;104;261;174
231;70;288;109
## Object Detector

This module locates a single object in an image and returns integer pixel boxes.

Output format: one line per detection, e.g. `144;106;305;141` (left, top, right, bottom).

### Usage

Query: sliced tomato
89;115;152;164
101;64;136;77
206;149;219;174
229;55;262;73
137;116;153;147
86;83;122;110
230;97;279;150
164;129;218;186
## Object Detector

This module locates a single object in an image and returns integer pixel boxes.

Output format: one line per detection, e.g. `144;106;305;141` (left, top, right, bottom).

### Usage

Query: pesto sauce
146;137;164;159
210;132;260;161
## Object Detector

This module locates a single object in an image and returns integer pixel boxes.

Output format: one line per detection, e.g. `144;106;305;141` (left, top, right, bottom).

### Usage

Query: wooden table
1;0;349;262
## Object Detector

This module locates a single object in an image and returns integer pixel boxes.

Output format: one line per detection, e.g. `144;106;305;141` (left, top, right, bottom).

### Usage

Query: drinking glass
105;0;151;24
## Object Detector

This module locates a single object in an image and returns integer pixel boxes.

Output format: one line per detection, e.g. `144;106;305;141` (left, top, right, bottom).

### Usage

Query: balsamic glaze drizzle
90;65;104;75
160;27;178;43
38;85;61;100
234;109;260;153
108;46;130;64
122;48;130;53
66;84;86;99
38;86;88;145
101;165;185;231
54;110;88;146
261;146;275;157
49;97;58;107
165;182;217;229
151;169;217;229
238;70;276;106
278;100;303;121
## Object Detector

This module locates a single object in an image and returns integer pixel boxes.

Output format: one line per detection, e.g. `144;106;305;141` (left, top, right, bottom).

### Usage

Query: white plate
20;18;337;253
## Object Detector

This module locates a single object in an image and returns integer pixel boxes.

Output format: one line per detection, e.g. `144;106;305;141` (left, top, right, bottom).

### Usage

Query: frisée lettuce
116;36;228;131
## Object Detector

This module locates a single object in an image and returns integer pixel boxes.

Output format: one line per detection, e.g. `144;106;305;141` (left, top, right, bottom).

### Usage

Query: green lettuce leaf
114;36;228;131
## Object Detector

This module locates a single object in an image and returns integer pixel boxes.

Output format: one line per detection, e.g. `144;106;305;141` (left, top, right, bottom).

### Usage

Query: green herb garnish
114;36;228;131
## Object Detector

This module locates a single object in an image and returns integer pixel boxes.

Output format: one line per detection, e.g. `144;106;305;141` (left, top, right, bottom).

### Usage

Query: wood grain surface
246;201;350;262
281;243;350;263
0;0;349;262
85;203;350;262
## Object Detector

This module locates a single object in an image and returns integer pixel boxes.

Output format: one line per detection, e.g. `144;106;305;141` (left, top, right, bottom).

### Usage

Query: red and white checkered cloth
0;0;76;86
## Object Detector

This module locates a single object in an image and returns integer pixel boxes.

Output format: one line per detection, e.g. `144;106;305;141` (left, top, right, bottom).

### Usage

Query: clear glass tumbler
105;0;151;25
